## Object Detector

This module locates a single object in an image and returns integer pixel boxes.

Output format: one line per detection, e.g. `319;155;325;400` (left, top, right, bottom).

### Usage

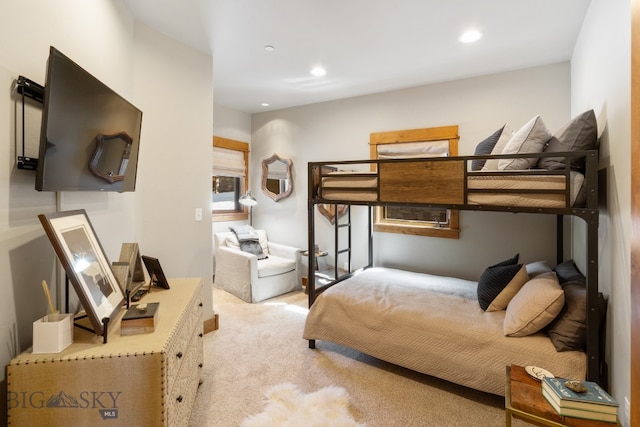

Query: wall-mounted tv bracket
15;75;44;171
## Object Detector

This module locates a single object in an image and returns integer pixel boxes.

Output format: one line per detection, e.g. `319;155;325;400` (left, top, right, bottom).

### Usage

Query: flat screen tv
36;46;142;192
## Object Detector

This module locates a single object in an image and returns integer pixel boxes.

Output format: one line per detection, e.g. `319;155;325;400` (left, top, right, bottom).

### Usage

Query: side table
301;248;329;270
506;365;619;427
301;248;329;294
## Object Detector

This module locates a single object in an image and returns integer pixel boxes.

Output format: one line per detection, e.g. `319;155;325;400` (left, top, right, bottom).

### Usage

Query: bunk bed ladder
334;204;352;281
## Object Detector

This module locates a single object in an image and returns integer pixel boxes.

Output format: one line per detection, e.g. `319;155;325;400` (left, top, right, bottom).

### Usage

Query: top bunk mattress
303;267;586;396
319;170;585;208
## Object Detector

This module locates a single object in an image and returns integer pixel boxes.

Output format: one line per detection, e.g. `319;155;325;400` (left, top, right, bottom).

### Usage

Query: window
369;126;460;239
213;136;249;221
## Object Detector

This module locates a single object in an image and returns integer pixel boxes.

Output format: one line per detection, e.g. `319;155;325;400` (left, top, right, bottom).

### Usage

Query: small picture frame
38;209;125;336
141;255;171;290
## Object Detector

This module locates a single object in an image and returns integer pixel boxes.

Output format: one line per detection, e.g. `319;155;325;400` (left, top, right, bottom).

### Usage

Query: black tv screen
36;47;142;192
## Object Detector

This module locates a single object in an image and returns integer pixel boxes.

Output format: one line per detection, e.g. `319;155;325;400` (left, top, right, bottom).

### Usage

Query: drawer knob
199;363;203;368
199;333;203;338
199;302;203;307
176;351;183;359
176;395;183;403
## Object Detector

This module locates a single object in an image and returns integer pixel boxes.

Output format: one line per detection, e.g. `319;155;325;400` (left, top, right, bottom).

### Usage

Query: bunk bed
303;123;605;397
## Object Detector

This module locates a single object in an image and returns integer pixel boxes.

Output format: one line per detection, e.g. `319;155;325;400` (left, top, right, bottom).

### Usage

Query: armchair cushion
258;256;296;278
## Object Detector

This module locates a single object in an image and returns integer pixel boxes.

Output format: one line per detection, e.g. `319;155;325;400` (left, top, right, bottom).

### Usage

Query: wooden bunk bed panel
379;159;465;204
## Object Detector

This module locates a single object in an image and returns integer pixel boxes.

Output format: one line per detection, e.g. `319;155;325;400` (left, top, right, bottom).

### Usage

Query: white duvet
303;267;586;396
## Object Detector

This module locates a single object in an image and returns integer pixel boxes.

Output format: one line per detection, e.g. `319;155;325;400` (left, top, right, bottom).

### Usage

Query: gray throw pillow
538;109;598;171
545;280;586;351
240;240;268;260
471;125;505;171
229;225;268;260
554;259;586;285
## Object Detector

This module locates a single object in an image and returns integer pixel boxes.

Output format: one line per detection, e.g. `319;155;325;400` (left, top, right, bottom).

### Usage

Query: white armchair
214;230;302;303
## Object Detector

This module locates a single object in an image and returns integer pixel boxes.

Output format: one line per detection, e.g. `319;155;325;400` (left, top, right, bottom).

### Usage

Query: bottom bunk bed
303;265;595;397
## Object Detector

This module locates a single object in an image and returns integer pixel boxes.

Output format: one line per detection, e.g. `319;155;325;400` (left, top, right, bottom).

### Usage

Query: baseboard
203;313;219;334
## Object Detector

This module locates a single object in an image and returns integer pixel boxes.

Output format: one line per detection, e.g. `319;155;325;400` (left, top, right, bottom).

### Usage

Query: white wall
133;22;214;319
0;0;214;407
572;0;631;423
213;103;252;145
250;63;572;280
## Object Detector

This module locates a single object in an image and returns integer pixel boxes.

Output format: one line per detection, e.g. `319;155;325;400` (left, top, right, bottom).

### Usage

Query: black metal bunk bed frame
307;149;605;387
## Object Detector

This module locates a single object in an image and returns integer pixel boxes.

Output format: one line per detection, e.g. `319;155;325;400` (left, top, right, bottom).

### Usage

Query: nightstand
505;365;619;427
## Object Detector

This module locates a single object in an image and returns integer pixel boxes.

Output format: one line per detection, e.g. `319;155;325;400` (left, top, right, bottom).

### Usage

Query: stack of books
542;376;619;423
120;302;159;335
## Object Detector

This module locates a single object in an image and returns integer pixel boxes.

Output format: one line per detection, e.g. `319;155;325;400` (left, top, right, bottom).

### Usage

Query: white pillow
504;272;565;337
498;115;551;170
525;260;552;278
481;124;513;171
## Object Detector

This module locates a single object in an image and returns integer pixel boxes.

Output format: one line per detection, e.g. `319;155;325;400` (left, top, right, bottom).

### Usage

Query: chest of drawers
7;278;204;426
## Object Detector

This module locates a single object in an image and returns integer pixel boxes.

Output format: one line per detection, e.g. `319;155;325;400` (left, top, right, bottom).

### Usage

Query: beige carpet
188;288;529;426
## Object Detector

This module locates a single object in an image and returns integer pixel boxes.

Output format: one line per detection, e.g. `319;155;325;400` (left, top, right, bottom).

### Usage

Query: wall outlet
624;396;630;427
195;208;202;221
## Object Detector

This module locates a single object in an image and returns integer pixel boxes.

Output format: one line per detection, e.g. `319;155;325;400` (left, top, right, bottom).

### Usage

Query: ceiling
122;0;592;114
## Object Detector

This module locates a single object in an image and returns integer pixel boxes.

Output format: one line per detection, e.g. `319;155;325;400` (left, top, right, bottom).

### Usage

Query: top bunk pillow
481;124;513;171
498;115;552;170
538;109;598;172
471;125;505;171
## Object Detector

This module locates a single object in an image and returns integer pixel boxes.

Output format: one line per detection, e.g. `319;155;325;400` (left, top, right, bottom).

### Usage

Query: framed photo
141;255;171;290
38;209;125;336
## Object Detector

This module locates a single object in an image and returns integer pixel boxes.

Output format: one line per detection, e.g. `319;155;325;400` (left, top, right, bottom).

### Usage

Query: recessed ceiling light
310;66;326;77
261;103;270;107
459;29;482;44
264;45;275;52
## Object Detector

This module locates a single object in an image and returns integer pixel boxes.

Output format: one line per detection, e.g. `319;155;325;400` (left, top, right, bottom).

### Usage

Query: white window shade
377;140;449;159
213;146;245;177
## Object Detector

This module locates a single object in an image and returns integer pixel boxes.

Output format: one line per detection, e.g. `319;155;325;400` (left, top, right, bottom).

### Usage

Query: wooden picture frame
261;153;293;202
141;255;171;290
38;209;125;336
116;242;146;292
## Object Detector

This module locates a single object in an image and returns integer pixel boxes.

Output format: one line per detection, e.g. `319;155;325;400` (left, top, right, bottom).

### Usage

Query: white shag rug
241;383;365;427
